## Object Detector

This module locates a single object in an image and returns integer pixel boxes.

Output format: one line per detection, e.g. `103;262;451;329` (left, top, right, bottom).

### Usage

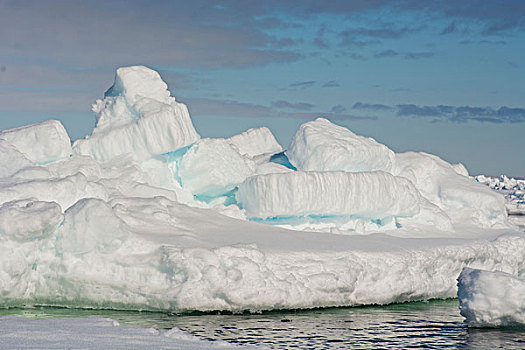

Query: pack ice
0;66;523;315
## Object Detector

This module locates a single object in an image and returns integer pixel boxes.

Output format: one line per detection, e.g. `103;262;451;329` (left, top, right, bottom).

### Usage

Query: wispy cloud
322;80;340;88
374;49;398;58
272;100;315;111
288;81;316;88
397;104;525;123
404;52;434;60
352;102;392;111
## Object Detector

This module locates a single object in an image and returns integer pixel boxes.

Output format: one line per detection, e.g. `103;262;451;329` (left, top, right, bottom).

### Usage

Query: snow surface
0;316;256;349
73;66;199;162
458;267;525;327
0;65;523;314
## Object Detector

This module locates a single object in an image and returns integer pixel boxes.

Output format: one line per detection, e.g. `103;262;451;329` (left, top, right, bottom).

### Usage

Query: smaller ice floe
73;65;199;162
458;267;525;327
287;118;395;173
0;120;72;165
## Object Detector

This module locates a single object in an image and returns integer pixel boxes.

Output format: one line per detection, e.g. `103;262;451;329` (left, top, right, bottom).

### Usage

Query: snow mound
73;66;199;162
227;127;282;158
237;171;421;219
287;118;395;172
0;120;72;164
458;267;525;327
393;152;507;228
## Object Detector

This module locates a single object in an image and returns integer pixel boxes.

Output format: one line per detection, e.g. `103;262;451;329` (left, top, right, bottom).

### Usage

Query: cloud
404;52;434;59
440;21;457;35
352;102;392;111
284;112;377;121
374;49;399;58
288;81;316;88
181;98;271;119
0;1;302;70
322;80;340;88
330;105;346;113
272;100;315;110
397;104;525;123
180;97;375;122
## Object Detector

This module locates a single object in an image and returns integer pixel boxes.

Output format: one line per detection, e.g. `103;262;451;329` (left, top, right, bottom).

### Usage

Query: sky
1;0;524;176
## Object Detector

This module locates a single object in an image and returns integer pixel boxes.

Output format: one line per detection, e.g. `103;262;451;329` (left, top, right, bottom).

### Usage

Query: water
1;300;524;349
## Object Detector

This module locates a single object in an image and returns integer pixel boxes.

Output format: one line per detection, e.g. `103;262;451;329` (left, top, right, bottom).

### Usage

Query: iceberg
73;66;199;162
0;65;523;314
458;267;525;327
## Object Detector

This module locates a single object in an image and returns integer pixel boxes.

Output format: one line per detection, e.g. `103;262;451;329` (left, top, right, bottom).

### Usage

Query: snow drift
0;65;522;313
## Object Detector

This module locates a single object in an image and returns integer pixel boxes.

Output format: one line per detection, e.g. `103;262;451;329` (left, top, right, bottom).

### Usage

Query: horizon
1;0;524;176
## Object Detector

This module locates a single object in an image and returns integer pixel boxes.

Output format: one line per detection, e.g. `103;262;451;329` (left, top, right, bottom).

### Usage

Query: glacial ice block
393;152;507;228
0;120;72;164
458;267;525;327
237;171;421;219
287;118;395;172
73;66;199;162
226;127;282;158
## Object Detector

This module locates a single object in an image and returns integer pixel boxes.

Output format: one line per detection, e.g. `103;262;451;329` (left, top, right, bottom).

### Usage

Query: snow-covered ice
0;316;255;349
458;267;525;327
0;65;523;314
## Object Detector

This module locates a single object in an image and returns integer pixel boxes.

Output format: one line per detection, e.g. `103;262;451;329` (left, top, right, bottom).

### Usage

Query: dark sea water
1;300;524;349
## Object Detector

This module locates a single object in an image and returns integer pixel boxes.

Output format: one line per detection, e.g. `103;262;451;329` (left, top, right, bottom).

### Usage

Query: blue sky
1;0;524;176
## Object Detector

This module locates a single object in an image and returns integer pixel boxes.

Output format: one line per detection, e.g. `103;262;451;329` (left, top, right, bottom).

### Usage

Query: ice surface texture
458;268;525;327
0;65;523;313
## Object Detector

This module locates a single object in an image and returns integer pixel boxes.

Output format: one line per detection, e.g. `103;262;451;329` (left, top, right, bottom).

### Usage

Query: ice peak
104;65;172;106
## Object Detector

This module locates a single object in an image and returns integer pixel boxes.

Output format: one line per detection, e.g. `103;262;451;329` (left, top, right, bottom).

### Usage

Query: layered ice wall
237;171;421;219
73;66;199;162
458;268;525;327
